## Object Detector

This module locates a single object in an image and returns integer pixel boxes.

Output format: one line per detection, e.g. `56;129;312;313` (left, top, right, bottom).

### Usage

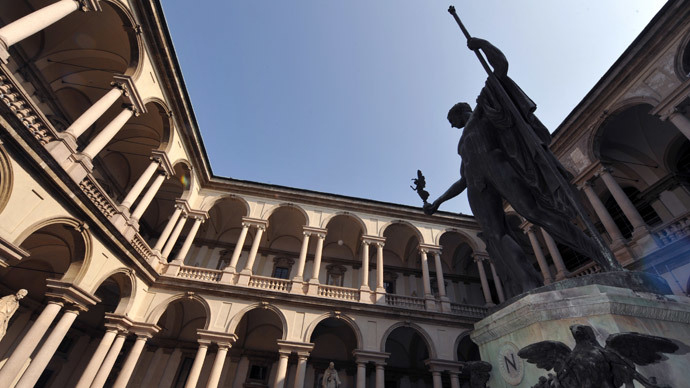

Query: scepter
447;6;621;271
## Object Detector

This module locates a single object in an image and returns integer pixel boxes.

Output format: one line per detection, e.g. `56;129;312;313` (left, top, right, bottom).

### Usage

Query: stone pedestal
471;273;690;388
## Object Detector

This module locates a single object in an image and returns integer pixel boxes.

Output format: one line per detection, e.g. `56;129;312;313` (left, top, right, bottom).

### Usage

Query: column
81;106;137;160
598;167;648;235
130;171;167;221
432;251;447;298
360;240;370;289
89;331;127;388
431;371;442;388
449;371;461;388
273;350;290;388
292;353;309;388
668;110;690;141
356;361;366;388
375;363;385;388
226;223;250;272
112;334;151;388
376;243;385;292
0;301;62;382
162;214;188;258
184;341;209;388
206;344;229;388
0;0;86;61
75;329;118;388
474;255;494;306
525;226;553;285
420;249;432;297
540;228;568;280
120;159;161;210
153;206;183;252
171;216;204;264
65;86;124;140
308;232;325;283
489;261;506;303
15;307;81;388
241;225;265;274
292;231;311;281
580;181;625;246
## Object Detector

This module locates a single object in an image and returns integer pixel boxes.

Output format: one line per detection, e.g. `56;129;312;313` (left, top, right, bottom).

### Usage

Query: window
245;361;271;386
249;365;267;380
383;271;398;294
216;249;231;270
383;280;395;294
326;264;346;287
272;257;294;279
273;267;289;279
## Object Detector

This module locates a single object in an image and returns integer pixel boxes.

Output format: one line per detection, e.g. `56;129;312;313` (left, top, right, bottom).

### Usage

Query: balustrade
177;266;222;282
653;214;690;246
248;275;292;292
385;294;426;310
317;284;360;301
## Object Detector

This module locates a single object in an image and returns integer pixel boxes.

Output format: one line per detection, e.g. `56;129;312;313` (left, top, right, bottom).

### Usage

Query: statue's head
447;102;473;129
570;324;596;343
16;289;28;299
329;362;334;369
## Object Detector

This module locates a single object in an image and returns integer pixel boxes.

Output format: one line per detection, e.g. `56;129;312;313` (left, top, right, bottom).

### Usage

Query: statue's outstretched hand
423;201;439;215
467;37;486;51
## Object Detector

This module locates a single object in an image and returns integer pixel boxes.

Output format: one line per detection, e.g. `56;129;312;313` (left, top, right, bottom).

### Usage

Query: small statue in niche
0;289;27;341
322;362;341;388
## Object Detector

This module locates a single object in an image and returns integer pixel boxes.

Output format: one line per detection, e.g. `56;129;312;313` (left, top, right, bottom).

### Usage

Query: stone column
375;242;385;293
420;249;432;297
375;363;385;388
184;340;209;388
449;371;461;388
130;171;167;222
431;371;442;388
489;261;505;303
0;301;62;381
360;240;370;289
308;232;326;283
474;254;494;306
0;0;96;62
241;225;265;275
206;344;230;388
432;251;447;298
15;307;82;388
64;86;124;140
112;333;153;388
524;225;554;285
89;331;127;388
668;110;690;141
162;214;188;258
355;361;366;388
580;181;625;246
153;205;183;252
292;353;309;388
171;216;204;265
120;158;161;210
273;350;290;388
598;167;648;236
75;329;118;388
81;105;137;160
226;222;250;273
540;228;568;280
292;230;311;281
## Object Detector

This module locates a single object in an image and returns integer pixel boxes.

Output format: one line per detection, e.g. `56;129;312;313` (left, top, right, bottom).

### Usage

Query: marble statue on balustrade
423;23;622;296
322;362;341;388
0;289;27;341
518;324;683;388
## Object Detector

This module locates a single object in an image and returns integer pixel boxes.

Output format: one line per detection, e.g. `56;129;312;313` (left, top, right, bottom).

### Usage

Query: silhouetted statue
518;324;681;388
411;169;430;204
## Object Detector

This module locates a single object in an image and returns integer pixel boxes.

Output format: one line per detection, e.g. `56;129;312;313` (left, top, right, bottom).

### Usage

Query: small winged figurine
518;324;679;388
465;361;492;388
411;169;430;204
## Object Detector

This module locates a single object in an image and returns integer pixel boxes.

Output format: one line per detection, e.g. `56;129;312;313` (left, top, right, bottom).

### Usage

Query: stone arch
13;216;92;284
675;29;690;80
89;267;137;316
320;212;368;234
434;227;478;251
303;312;363;349
379;321;437;359
145;292;211;329
454;331;481;362
226;302;288;339
0;145;13;214
200;194;250;214
140;97;173;150
378;220;424;243
261;202;310;226
101;0;144;78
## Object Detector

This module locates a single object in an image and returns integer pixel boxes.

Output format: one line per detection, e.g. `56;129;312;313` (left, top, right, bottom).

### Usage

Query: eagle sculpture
518;324;679;388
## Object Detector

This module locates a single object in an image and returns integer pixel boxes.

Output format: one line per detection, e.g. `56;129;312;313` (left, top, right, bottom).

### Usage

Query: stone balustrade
385;294;426;310
177;266;222;282
317;284;360;301
79;176;118;218
0;70;56;144
569;261;602;278
653;214;690;246
248;275;292;292
130;234;153;262
450;303;488;318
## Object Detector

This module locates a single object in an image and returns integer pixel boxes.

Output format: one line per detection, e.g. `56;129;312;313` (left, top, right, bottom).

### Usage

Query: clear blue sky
161;1;666;215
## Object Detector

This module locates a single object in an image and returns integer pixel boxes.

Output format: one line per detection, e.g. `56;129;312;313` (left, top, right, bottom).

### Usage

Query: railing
653;214;690;246
79;176;118;218
131;234;153;262
450;303;488;318
248;275;292;292
569;261;601;278
177;266;222;282
317;284;360;301
0;72;56;145
385;294;426;310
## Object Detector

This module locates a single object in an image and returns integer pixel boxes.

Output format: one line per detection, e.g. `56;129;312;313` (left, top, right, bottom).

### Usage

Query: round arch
145;292;212;329
226;302;288;339
89;267;137;316
379;321;437;359
140;97;173;150
170;159;196;199
435;228;479;251
320;212;368;235
379;220;424;243
200;194;250;215
0;145;13;214
675;29;690;80
102;0;144;78
454;331;481;362
303;312;363;350
261;203;310;226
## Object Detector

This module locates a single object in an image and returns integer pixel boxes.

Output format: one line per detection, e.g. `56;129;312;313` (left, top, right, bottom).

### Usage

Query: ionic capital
112;74;146;114
303;226;327;239
241;217;269;230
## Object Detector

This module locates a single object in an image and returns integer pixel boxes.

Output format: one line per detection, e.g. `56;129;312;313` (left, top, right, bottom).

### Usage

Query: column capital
276;340;314;354
150;150;174;177
361;235;385;246
103;313;133;333
197;329;237;347
419;243;440;254
129;322;161;338
303;226;327;239
174;199;192;213
78;0;102;12
187;209;209;222
472;252;489;262
45;279;98;311
352;349;390;364
241;217;269;230
424;359;462;373
595;165;614;176
112;74;146;114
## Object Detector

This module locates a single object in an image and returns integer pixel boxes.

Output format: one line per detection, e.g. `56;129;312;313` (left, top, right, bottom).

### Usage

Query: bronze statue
464;361;492;388
411;169;430;204
424;7;622;295
518;324;681;388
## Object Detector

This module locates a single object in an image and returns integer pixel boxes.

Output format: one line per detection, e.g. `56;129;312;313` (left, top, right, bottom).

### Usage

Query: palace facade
0;1;687;388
